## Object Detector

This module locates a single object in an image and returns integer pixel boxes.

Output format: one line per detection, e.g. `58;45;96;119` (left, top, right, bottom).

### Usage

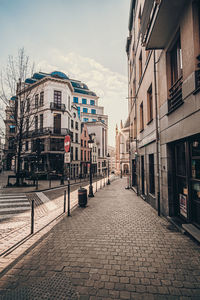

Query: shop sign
64;152;71;163
179;194;187;218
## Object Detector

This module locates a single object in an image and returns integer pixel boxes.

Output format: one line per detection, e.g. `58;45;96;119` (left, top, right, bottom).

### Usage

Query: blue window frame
90;100;95;105
92;119;97;122
82;98;87;104
83;108;88;113
73;97;78;103
91;109;96;114
83;118;88;122
77;106;80;118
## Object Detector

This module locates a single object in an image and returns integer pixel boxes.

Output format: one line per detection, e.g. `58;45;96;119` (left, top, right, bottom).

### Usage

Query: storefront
173;134;200;228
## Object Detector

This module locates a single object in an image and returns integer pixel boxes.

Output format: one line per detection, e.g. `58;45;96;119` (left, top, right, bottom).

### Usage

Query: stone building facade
126;0;200;228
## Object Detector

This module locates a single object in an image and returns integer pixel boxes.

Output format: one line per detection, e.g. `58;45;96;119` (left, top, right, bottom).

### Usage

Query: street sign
64;135;70;152
64;152;71;163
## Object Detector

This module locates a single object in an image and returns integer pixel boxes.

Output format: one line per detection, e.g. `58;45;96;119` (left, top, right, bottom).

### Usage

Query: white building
70;105;81;178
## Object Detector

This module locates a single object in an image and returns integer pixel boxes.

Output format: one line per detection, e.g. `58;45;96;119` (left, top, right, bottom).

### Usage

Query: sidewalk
0;178;200;299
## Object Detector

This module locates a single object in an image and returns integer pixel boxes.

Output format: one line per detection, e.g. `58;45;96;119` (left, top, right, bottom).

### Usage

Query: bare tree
0;48;41;186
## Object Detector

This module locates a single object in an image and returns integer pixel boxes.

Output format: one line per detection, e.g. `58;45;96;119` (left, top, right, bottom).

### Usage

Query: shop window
149;154;155;195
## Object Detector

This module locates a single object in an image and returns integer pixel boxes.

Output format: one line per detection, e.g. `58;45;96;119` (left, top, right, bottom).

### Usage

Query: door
141;156;145;195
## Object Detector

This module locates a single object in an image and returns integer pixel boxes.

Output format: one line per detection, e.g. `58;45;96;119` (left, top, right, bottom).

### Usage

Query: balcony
50;102;66;111
168;76;183;114
141;0;187;49
23;127;71;138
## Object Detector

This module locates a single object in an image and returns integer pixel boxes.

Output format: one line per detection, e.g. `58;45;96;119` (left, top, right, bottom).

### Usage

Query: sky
0;0;130;146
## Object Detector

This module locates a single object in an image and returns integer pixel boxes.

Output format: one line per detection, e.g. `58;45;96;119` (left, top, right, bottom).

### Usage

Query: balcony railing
168;76;183;114
50;102;66;111
23;127;71;138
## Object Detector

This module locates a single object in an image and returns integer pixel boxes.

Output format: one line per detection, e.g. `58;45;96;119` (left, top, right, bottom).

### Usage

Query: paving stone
0;178;200;299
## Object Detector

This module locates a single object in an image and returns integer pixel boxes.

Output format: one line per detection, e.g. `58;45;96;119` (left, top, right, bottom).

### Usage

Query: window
71;146;73;161
35;116;38;131
71;133;73;142
26;118;29;132
84;150;86;161
84;140;86;147
68;96;70;110
50;138;64;151
10;115;14;119
84;130;86;137
82;98;87;104
91;109;96;114
35;94;39;108
140;102;144;131
53;113;61;134
40;92;44;106
54;91;62;107
149;154;155;195
83;118;88;122
81;150;83;160
26;98;30;112
40;114;43;131
9;125;15;133
25;141;29;151
139;51;142;80
134;118;136;139
73;97;78;103
81;139;83;146
71;120;74;129
77;106;80;118
75;147;78;160
138;6;141;33
170;35;182;86
90;100;95;105
75;122;78;130
75;133;78;143
92;119;97;122
147;84;153;123
83;108;88;113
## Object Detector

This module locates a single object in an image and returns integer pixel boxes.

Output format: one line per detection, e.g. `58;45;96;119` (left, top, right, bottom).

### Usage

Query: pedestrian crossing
0;193;30;220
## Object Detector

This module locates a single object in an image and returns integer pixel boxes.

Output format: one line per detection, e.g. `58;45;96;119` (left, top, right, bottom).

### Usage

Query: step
0;199;29;203
0;203;30;208
0;195;27;199
182;223;200;243
0;207;30;215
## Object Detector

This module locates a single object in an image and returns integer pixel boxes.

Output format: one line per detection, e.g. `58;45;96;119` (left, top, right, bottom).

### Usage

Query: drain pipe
153;50;161;216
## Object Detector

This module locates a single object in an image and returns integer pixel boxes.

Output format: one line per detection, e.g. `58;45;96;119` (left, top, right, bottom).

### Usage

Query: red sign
64;135;70;152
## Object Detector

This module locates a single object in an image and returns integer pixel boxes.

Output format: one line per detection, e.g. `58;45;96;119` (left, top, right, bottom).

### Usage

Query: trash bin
78;187;87;207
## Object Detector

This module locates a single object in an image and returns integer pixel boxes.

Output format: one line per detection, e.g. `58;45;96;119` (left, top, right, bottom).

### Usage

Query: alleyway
0;178;200;299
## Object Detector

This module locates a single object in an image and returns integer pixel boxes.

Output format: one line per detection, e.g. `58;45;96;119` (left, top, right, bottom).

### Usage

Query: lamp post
88;137;94;197
107;153;110;185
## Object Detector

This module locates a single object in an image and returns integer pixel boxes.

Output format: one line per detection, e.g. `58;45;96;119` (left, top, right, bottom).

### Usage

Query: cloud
37;50;128;146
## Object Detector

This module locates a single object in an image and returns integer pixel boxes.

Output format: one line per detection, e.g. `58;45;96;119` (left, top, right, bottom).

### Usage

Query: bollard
64;190;66;213
96;180;97;192
31;199;34;234
49;177;51;189
68;180;71;216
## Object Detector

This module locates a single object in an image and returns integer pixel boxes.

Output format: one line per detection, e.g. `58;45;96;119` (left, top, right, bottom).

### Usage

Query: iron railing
50;102;66;111
168;76;183;114
23;127;71;138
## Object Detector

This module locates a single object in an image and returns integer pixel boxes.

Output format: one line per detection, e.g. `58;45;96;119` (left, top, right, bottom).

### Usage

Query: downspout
153;50;161;216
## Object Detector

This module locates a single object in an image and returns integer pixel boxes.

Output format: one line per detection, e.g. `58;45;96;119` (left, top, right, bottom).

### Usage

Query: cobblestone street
0;178;200;299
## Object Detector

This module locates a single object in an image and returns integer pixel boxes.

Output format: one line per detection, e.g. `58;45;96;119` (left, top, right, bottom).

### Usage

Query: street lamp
88;137;94;197
107;153;110;185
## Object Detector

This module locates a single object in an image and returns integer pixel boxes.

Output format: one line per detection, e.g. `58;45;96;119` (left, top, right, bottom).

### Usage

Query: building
3;97;17;170
126;0;200;228
0;138;4;172
80;123;90;177
115;120;130;176
70;105;81;178
86;120;108;175
18;71;72;176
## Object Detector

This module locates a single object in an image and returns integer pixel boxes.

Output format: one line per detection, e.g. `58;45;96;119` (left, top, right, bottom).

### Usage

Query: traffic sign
64;152;71;163
64;135;70;152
